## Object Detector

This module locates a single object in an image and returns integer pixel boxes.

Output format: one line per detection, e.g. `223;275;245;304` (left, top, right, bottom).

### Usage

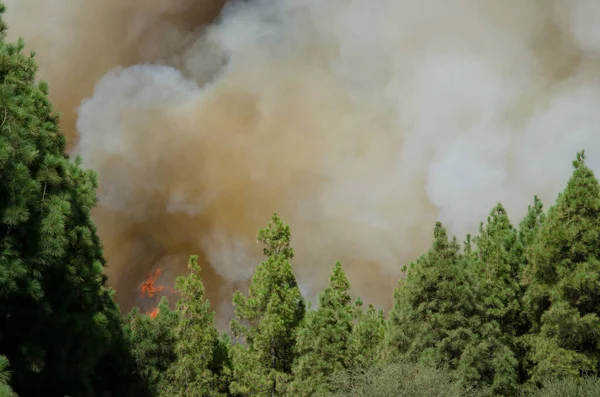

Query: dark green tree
291;261;354;396
0;355;17;397
385;222;480;370
0;3;146;395
523;151;600;384
230;213;305;396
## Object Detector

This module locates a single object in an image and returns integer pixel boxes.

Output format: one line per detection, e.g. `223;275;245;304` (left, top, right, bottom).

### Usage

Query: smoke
6;0;600;325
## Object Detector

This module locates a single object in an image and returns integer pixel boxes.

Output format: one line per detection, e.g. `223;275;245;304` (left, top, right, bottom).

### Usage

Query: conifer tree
230;214;305;396
291;261;354;396
0;3;146;395
165;255;231;396
518;196;545;255
0;355;17;397
518;196;546;327
349;303;386;370
385;222;479;370
523;151;600;384
473;204;522;330
126;296;179;394
458;204;521;394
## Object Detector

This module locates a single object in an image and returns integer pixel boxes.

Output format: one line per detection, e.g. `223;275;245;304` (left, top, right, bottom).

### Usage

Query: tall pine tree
0;3;146;395
165;255;231;397
385;222;480;370
523;151;600;384
126;296;179;394
230;214;305;396
458;204;522;394
291;261;354;396
349;302;386;370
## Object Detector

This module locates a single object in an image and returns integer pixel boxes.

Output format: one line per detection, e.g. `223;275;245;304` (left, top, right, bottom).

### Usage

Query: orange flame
148;307;159;319
140;267;175;319
140;268;165;298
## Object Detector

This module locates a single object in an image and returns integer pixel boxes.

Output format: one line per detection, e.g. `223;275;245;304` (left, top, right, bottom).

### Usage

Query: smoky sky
6;0;600;326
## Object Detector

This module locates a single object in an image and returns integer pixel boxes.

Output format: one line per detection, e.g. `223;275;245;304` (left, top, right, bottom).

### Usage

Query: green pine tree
0;3;146;395
385;222;480;371
518;196;546;257
230;213;305;396
349;302;386;370
458;204;522;395
165;255;231;396
0;355;17;397
515;196;546;383
126;296;179;394
291;261;354;396
523;151;600;384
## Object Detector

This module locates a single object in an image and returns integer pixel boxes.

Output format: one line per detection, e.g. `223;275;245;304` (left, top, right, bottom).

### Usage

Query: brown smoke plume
6;0;600;326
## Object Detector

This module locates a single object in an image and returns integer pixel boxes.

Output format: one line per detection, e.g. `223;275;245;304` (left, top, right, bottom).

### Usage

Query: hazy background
5;0;600;326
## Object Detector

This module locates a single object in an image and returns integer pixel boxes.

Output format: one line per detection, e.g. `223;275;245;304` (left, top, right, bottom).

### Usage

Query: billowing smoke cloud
6;0;600;325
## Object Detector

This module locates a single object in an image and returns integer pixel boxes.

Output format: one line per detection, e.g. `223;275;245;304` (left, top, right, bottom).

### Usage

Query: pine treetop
258;213;294;260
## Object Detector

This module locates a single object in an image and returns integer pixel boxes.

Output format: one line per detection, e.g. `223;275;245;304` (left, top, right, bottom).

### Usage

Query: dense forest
2;3;600;396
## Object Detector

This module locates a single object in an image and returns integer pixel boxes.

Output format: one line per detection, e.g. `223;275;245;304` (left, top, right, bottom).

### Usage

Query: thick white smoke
6;0;600;323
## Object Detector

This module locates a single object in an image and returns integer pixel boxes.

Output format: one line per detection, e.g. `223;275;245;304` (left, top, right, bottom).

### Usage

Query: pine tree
515;196;546;383
349;302;386;370
473;204;522;331
458;204;522;394
165;255;230;396
518;196;546;255
0;3;146;395
291;261;354;396
385;222;480;370
126;296;179;394
230;214;305;396
523;151;600;384
0;355;17;397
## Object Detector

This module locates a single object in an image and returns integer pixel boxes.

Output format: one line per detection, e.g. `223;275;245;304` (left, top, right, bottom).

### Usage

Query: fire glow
140;268;166;318
140;268;165;298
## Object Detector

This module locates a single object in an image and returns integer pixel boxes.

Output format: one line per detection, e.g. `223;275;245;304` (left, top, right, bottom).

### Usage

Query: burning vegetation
140;268;167;318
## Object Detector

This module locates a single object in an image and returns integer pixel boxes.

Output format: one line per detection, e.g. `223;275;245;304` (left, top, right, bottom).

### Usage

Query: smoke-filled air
5;0;600;325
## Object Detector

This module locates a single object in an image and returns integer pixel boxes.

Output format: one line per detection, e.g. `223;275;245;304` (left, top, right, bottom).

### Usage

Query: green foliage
458;204;522;395
349;302;386;369
518;376;600;397
230;213;305;396
0;3;147;395
291;261;354;396
126;297;178;393
385;222;480;370
473;204;522;332
523;151;600;384
517;196;545;257
325;360;484;397
0;355;17;397
165;255;230;396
